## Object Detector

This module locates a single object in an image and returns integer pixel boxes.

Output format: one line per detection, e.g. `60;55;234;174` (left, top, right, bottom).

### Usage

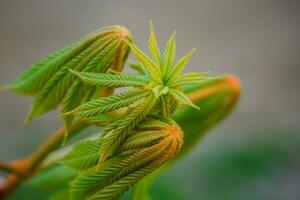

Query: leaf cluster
1;21;222;200
60;119;183;200
65;21;217;165
3;25;132;129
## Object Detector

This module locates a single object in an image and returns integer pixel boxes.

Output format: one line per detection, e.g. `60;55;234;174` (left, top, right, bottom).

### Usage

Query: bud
68;118;183;200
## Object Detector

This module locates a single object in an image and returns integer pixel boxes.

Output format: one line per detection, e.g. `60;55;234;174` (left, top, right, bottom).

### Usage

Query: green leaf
148;21;161;67
5;28;116;96
67;118;183;200
70;70;149;88
61;81;87;130
129;62;147;75
86;142;173;200
2;26;132;124
99;93;157;163
169;89;200;110
28;165;77;189
120;130;166;151
67;90;148;118
168;48;196;80
70;155;127;199
162;31;176;78
137;119;170;130
169;76;220;87
178;72;210;79
61;140;100;170
61;39;121;129
127;42;161;83
2;43;74;95
25;39;108;123
71;139;170;199
81;114;112;127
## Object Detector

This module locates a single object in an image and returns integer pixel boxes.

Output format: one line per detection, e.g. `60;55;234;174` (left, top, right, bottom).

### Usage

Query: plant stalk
0;120;88;198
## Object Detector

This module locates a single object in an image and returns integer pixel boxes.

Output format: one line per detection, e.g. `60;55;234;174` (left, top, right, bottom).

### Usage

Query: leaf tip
170;31;177;41
190;48;196;54
23;112;35;126
114;25;132;40
149;20;156;34
149;19;154;28
61;110;75;117
193;104;201;110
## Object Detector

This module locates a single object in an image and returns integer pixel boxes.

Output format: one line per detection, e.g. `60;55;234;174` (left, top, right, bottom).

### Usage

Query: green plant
0;22;241;199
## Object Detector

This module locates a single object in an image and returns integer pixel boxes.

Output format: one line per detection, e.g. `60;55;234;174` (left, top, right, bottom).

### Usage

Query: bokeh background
1;0;300;199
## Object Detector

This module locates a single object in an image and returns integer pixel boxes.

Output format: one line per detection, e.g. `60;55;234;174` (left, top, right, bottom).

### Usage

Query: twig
0;120;88;198
26;121;87;171
0;162;26;177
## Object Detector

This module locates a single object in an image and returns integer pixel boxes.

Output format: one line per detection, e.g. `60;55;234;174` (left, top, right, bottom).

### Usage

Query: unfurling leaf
98;92;157;163
167;48;196;80
127;42;161;83
65;90;148;118
61;38;123;129
162;31;176;78
169;88;200;110
3;25;132;124
148;20;162;67
1;21;240;200
70;70;149;88
60;140;100;170
69;119;183;200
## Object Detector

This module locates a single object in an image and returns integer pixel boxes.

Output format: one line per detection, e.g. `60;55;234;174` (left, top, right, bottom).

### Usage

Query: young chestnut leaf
2;25;132;126
60;140;100;170
68;21;216;166
68;119;183;200
64;89;148;118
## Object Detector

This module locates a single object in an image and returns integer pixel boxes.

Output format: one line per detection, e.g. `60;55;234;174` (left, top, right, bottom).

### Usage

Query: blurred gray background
0;0;300;199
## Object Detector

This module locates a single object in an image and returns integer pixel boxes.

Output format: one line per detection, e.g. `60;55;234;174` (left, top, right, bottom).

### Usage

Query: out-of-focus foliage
150;129;300;200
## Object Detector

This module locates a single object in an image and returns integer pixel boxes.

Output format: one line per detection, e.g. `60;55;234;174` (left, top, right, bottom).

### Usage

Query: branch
0;120;88;198
0;159;30;198
0;162;26;177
